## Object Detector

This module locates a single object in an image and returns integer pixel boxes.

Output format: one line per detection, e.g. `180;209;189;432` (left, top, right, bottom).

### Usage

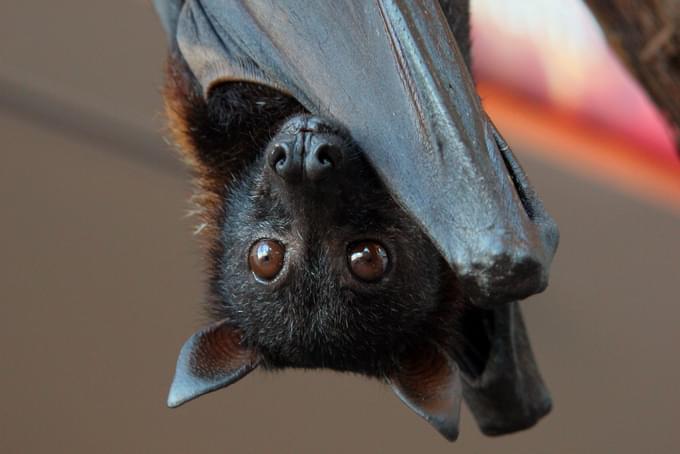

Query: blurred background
1;1;678;453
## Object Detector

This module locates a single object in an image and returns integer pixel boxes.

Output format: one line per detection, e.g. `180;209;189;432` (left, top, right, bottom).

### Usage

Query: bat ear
390;345;462;441
167;320;259;408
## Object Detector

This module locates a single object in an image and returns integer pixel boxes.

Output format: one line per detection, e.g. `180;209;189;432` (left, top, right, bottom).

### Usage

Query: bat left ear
167;320;259;408
390;345;462;441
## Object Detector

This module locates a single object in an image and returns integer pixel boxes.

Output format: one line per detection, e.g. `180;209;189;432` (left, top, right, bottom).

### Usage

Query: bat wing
154;0;183;46
457;302;552;435
162;0;558;307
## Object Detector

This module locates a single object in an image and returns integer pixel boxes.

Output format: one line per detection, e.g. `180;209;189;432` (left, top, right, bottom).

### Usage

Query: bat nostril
268;141;303;182
270;144;288;169
315;144;337;167
306;143;342;181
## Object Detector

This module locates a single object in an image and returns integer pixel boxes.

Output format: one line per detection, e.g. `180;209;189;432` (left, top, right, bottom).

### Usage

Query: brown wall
2;2;679;452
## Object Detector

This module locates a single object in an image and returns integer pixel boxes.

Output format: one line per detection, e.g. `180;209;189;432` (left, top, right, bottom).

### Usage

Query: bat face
212;113;459;376
163;70;479;438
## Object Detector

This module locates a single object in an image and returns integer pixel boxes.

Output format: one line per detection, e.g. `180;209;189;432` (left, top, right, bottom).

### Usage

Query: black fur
214;115;463;376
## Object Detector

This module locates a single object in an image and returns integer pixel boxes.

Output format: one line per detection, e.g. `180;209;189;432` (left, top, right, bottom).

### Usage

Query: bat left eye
249;239;285;281
347;241;390;282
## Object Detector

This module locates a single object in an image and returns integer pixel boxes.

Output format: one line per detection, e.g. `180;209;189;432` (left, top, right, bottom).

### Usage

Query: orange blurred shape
471;0;679;212
480;81;680;213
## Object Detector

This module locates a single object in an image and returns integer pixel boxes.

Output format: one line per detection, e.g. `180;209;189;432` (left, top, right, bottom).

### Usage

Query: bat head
162;69;478;439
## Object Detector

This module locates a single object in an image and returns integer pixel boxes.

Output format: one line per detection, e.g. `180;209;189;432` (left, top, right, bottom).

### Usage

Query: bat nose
267;115;346;184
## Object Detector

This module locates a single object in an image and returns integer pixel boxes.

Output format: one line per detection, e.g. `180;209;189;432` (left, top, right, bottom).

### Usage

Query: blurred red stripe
480;81;680;213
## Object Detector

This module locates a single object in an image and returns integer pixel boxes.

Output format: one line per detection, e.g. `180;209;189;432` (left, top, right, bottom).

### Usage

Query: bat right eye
347;241;390;282
249;239;285;281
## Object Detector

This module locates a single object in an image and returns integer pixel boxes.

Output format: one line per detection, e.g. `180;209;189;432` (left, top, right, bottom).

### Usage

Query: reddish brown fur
163;55;226;248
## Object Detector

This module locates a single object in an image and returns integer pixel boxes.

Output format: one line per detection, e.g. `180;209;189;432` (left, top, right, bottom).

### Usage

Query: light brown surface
2;2;679;453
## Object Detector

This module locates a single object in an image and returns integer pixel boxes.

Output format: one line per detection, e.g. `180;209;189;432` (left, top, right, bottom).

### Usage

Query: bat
154;0;559;441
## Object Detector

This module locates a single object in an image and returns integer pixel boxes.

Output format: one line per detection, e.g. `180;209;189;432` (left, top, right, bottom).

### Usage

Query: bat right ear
390;344;463;441
167;320;259;408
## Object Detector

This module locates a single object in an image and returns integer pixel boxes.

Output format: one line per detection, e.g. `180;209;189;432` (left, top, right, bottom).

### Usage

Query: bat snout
267;115;348;185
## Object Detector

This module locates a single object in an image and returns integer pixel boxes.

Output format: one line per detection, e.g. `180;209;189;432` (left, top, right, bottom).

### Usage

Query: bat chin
254;336;409;378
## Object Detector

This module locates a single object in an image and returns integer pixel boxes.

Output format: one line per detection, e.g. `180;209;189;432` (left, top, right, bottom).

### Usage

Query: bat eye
348;241;390;282
249;239;285;281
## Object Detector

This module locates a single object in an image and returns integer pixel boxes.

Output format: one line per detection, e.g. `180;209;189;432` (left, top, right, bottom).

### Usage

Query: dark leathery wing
162;0;559;307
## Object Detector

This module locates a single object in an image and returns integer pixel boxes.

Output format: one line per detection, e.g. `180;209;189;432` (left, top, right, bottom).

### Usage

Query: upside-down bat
154;0;559;441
